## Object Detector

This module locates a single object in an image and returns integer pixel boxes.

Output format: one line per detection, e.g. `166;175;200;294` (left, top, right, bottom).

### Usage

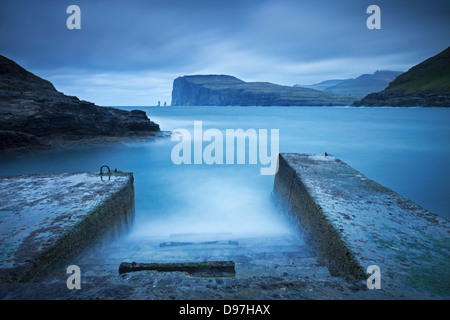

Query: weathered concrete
272;153;450;297
0;171;135;282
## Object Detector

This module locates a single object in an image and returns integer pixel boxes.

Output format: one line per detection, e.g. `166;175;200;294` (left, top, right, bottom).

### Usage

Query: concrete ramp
0;171;135;282
273;153;450;297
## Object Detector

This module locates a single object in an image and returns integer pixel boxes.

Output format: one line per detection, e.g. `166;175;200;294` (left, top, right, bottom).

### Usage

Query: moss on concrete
272;153;450;298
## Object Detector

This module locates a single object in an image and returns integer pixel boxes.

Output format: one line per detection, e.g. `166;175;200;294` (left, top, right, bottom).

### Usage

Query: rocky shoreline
353;89;450;107
0;55;162;157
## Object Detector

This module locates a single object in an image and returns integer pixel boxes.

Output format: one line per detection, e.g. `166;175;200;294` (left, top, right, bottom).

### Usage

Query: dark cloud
1;0;449;105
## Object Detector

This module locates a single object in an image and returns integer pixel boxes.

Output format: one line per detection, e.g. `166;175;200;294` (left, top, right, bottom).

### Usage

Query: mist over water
148;106;450;219
0;106;449;263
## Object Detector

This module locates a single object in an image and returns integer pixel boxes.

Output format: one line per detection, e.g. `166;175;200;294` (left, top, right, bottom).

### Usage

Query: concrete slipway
0;155;449;299
0;171;134;283
273;153;450;298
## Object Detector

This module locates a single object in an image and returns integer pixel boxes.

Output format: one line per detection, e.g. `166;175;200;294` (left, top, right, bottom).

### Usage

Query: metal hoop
100;165;111;175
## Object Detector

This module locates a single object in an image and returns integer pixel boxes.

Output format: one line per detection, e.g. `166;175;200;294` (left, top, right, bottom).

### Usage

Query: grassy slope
387;47;450;94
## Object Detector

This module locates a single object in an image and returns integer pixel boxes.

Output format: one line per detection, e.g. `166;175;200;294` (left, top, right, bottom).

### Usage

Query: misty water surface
0;106;448;261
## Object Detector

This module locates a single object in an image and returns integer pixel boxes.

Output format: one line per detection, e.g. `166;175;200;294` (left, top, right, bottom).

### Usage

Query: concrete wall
273;154;365;280
0;172;135;282
272;153;450;297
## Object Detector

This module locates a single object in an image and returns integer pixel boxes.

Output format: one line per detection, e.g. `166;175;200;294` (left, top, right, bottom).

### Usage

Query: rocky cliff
353;47;450;107
0;55;160;155
171;75;357;106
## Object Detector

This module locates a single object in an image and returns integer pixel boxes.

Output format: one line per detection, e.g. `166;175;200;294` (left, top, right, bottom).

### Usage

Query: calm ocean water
0;106;448;247
143;105;450;221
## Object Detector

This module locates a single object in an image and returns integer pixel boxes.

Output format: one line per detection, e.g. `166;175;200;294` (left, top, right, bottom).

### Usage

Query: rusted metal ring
100;165;111;175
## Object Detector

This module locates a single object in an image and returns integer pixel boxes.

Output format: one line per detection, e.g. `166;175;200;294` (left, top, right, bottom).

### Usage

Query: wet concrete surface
273;153;450;299
0;171;134;282
1;154;448;300
0;231;436;300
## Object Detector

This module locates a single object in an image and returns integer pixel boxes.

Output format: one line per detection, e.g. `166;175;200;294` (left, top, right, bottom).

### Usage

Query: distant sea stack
353;47;450;107
297;70;403;98
0;55;160;155
171;75;357;106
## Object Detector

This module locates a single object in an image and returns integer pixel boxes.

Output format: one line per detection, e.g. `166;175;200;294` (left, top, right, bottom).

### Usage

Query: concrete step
70;232;329;281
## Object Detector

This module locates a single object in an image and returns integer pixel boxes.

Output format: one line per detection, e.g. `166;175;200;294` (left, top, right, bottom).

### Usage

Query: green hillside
354;47;450;107
388;47;450;94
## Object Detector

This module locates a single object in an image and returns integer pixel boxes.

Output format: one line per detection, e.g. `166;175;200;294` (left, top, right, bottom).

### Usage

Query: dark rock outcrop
171;75;357;106
353;47;450;107
298;70;403;98
0;55;160;155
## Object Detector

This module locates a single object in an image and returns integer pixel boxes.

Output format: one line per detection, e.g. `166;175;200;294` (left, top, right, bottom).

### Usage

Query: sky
0;0;449;106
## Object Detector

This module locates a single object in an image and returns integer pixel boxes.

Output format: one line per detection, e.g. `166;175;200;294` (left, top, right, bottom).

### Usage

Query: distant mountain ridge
171;75;357;106
295;79;351;91
296;70;403;98
354;47;450;107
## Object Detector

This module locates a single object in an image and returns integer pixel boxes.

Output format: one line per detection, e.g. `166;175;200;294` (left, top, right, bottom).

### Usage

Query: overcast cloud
1;0;449;105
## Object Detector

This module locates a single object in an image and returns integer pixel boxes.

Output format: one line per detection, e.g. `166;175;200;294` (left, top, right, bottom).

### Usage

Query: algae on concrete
272;153;450;298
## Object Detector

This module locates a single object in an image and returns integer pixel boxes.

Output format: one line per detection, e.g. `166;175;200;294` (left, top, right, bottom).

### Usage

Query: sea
0;105;448;263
